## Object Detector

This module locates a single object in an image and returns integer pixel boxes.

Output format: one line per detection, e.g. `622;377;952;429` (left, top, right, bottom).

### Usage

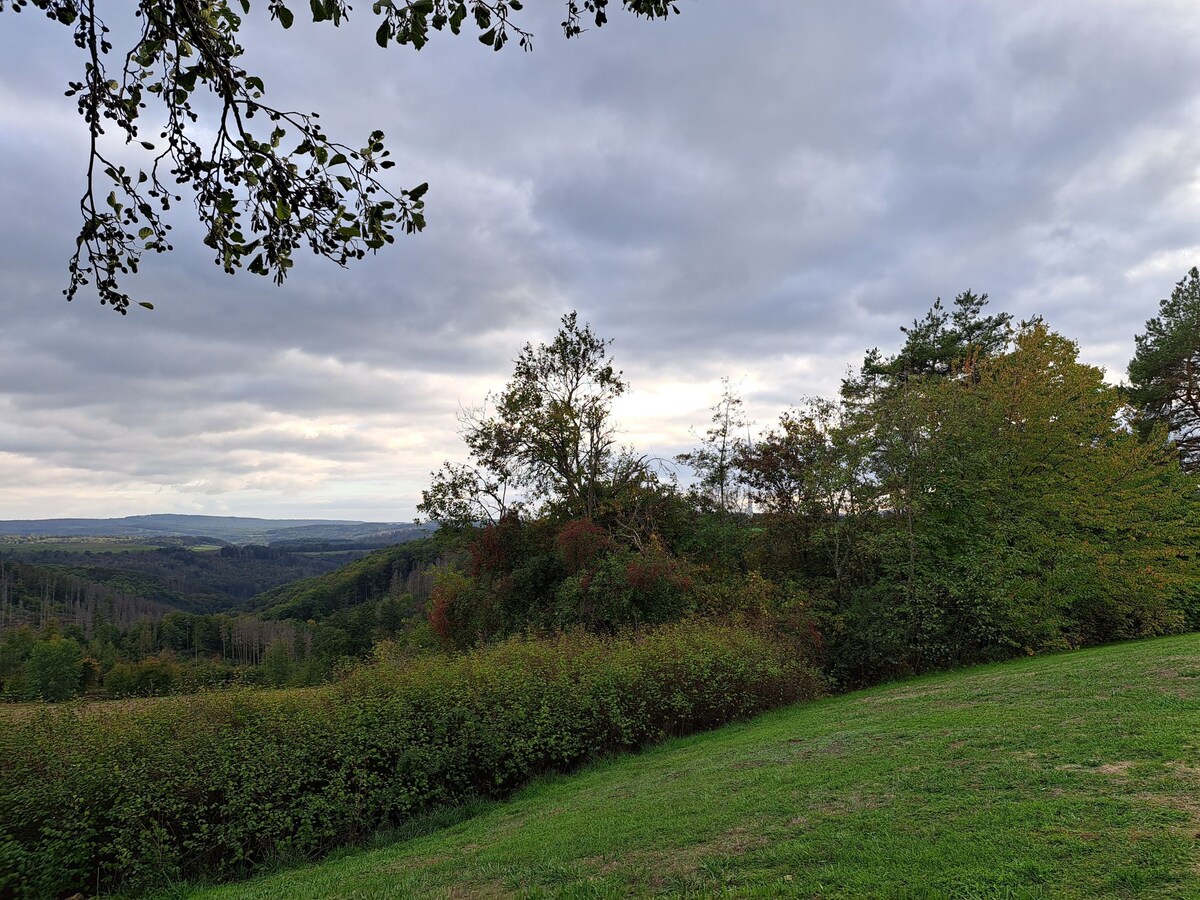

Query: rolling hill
0;514;429;544
243;537;448;621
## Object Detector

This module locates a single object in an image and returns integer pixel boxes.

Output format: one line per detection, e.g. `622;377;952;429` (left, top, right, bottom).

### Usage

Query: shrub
102;654;182;698
555;542;696;630
427;566;478;648
0;621;822;898
25;636;83;702
468;514;524;577
555;518;612;574
177;658;240;692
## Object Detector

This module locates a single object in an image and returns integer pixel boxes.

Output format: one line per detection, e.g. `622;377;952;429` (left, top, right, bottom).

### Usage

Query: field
186;633;1200;899
0;539;165;554
0;536;226;554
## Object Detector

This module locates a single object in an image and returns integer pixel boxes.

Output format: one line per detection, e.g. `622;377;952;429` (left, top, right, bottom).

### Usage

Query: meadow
187;634;1200;899
0;539;166;554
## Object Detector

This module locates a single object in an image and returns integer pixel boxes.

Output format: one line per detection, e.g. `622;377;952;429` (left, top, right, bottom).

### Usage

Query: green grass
183;635;1200;899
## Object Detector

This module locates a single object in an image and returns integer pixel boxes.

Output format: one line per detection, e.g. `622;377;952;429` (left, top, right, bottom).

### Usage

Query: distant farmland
0;538;167;554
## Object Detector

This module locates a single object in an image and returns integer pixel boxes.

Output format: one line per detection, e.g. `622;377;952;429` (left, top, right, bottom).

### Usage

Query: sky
3;0;1200;522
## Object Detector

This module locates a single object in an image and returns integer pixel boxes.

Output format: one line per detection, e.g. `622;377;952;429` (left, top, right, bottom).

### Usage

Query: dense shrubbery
429;515;708;647
0;621;822;898
5;294;1199;896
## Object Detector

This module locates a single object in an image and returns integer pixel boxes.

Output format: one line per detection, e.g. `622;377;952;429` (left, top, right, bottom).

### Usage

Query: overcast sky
3;0;1200;521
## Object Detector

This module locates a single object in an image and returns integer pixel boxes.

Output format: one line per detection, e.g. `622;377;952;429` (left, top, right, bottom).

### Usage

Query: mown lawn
183;634;1200;899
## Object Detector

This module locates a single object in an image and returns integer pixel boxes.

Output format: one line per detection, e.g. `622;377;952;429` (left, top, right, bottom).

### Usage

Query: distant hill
0;558;183;631
0;546;366;615
244;537;450;621
0;515;433;545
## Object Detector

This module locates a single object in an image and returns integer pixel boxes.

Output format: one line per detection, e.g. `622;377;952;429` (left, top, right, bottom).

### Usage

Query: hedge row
0;621;823;898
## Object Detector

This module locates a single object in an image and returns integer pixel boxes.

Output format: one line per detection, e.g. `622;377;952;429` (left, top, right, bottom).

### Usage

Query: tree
26;635;83;701
676;377;749;514
420;311;639;524
0;626;36;697
1;0;683;313
260;635;293;686
737;399;841;518
1128;267;1200;472
735;397;875;598
838;320;1198;680
844;290;1012;397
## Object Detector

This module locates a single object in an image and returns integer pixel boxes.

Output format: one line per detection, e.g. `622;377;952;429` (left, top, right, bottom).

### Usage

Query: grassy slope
188;635;1200;899
243;538;439;620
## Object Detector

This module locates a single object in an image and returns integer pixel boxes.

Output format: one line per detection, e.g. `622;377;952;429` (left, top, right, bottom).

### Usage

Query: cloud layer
3;1;1200;519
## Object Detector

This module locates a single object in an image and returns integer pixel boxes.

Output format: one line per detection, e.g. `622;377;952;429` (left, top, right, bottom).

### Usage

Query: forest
4;276;1198;704
6;275;1200;897
0;538;436;699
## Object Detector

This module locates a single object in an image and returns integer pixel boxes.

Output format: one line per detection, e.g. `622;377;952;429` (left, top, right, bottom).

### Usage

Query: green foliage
414;300;1199;685
555;542;696;631
0;621;822;897
0;546;350;620
102;654;181;697
245;537;441;621
0;627;36;698
260;637;294;687
427;515;717;647
1128;266;1200;471
848;289;1013;387
824;320;1199;682
192;634;1200;899
420;312;641;525
427;563;498;648
25;635;83;701
0;564;370;703
0;1;678;311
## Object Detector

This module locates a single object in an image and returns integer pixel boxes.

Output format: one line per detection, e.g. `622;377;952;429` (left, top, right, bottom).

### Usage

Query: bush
0;621;823;898
102;654;182;698
555;543;696;630
25;636;83;702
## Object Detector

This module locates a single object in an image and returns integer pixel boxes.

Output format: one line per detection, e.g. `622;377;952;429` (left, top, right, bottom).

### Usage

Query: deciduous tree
840;321;1198;679
26;634;83;701
420;312;637;525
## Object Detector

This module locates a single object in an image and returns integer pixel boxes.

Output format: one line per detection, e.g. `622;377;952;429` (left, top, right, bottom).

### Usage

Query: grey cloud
4;1;1200;517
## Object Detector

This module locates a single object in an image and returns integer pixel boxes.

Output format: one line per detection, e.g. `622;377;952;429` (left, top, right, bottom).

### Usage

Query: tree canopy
419;311;641;526
1128;267;1200;472
1;0;682;312
412;297;1199;669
